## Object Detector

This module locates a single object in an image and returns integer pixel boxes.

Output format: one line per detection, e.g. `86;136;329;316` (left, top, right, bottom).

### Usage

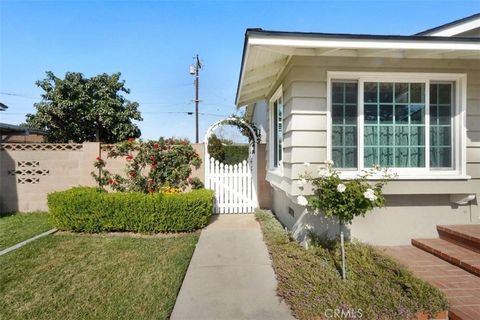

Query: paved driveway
170;214;294;320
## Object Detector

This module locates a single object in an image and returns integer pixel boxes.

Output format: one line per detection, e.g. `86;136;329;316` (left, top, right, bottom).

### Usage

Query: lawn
0;232;198;320
255;210;448;320
0;211;52;250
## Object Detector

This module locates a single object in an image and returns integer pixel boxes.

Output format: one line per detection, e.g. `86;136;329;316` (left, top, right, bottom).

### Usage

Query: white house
236;13;480;245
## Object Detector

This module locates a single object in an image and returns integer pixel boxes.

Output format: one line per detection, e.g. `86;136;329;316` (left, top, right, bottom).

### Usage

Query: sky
1;0;479;142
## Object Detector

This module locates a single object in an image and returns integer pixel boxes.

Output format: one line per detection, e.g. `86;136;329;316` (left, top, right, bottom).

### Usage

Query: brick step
411;238;480;277
437;225;480;254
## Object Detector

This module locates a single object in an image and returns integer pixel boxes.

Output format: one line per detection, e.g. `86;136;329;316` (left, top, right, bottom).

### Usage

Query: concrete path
171;214;294;320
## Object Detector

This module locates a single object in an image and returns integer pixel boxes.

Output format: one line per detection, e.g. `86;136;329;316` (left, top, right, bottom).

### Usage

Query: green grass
0;212;52;250
0;232;198;320
255;210;449;320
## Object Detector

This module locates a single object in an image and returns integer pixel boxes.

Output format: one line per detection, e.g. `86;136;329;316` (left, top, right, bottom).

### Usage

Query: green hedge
48;187;214;233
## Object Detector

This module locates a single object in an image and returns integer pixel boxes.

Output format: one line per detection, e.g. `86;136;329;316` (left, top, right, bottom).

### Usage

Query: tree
26;71;142;143
207;134;226;162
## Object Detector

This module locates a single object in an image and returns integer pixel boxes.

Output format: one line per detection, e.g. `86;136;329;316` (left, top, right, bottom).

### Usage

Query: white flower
304;162;311;167
325;160;334;166
318;167;332;178
337;183;346;193
373;164;381;171
297;195;308;206
363;188;377;201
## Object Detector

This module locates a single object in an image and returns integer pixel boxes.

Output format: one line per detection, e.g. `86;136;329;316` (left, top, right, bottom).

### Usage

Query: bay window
328;72;466;177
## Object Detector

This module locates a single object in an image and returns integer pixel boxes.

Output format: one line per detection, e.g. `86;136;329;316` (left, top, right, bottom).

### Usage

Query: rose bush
92;138;201;193
297;162;396;225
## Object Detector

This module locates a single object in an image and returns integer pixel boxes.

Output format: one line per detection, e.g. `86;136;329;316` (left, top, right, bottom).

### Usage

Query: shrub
48;187;214;233
92;138;201;193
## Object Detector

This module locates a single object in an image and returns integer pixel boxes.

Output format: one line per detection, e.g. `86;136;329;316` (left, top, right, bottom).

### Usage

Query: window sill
338;171;471;181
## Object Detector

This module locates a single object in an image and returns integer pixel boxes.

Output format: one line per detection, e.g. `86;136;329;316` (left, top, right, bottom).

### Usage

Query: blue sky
1;0;479;142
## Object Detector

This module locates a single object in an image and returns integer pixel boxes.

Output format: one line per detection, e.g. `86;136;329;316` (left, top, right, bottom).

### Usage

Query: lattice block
0;143;83;151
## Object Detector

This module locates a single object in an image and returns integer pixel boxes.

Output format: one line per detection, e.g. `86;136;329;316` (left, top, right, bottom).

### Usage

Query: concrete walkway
171;214;294;320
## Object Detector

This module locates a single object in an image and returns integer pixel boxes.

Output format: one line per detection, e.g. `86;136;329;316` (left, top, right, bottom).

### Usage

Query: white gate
205;118;258;214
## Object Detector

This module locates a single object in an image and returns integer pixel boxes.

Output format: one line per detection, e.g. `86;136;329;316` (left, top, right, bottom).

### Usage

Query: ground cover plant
0;232;198;320
0;212;51;250
255;210;448;320
48;187;214;233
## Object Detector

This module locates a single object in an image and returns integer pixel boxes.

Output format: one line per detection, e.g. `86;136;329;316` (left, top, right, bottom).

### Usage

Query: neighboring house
0;123;47;143
236;13;480;245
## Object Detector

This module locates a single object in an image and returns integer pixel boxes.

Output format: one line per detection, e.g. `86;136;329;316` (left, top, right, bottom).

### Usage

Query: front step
437;225;480;254
412;238;480;277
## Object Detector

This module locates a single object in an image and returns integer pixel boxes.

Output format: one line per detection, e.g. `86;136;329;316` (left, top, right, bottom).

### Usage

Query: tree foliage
26;71;142;143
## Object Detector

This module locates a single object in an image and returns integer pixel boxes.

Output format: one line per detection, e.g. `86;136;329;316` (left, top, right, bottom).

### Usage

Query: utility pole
190;54;202;143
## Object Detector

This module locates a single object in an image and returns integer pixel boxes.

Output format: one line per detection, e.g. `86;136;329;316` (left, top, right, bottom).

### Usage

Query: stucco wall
0;142;206;212
258;55;480;245
272;187;480;246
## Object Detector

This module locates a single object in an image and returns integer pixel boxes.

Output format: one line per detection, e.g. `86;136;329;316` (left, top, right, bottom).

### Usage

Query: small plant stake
297;161;397;280
340;230;346;280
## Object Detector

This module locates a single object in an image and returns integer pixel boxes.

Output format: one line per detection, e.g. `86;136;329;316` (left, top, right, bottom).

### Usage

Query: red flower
96;156;102;161
128;137;135;142
126;155;133;161
153;143;160;149
148;178;154;185
129;171;136;177
187;176;193;184
151;164;157;170
148;188;155;193
108;178;117;185
149;155;155;161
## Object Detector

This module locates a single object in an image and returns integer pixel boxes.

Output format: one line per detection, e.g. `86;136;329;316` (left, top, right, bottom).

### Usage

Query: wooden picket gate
207;157;256;213
204;118;259;214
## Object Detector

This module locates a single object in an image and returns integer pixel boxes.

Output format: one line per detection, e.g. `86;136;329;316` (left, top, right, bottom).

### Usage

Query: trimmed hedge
48;187;214;233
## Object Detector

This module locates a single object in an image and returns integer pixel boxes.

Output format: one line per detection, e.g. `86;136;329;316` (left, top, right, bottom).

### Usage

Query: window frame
269;86;284;172
326;71;467;180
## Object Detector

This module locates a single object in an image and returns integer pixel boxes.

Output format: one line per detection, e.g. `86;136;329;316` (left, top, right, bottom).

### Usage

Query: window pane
410;104;425;124
345;83;357;103
364;126;377;145
332;126;343;145
364;82;377;103
365;104;378;124
332;148;343;168
380;148;394;166
345;105;357;124
332;83;344;103
395;83;409;103
345;148;357;168
364;147;378;167
410;126;425;146
438;106;451;125
395;104;409;124
395;126;409;146
430;83;453;168
438;84;451;104
380;83;393;103
344;126;357;146
410;147;425;167
380;126;394;145
395;147;409;167
332;104;344;124
332;81;358;169
380;104;393;123
410;83;425;103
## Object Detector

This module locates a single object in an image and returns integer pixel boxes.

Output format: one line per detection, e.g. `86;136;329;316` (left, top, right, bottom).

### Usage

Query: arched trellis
204;117;258;213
